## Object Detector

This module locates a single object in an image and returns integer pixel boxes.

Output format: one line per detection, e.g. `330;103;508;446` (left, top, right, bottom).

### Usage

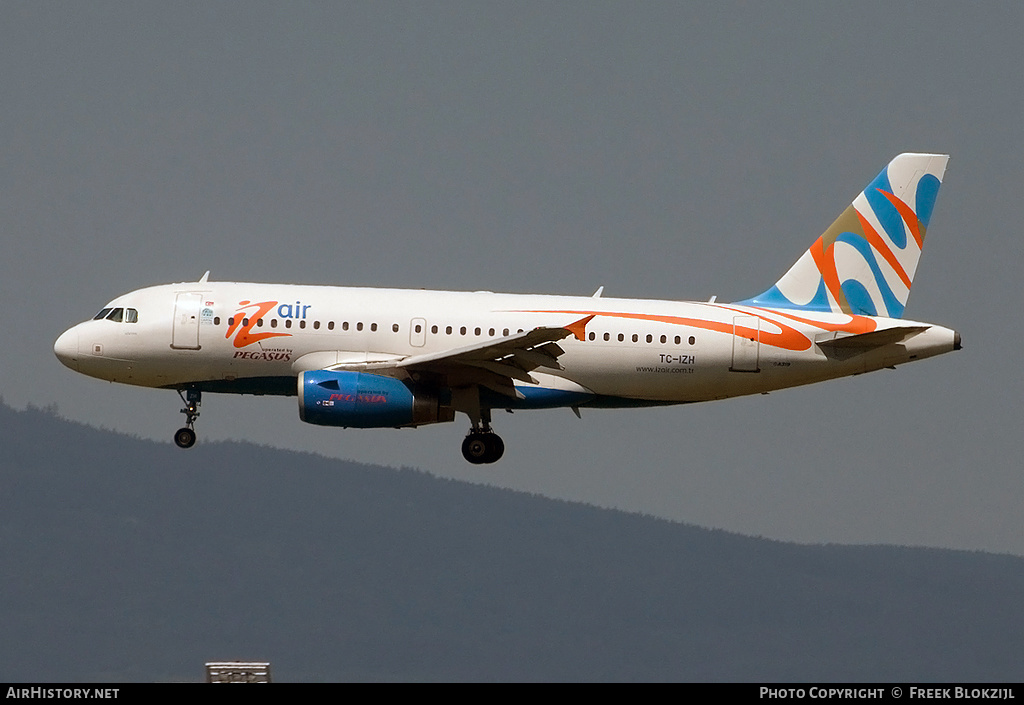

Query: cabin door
171;292;203;350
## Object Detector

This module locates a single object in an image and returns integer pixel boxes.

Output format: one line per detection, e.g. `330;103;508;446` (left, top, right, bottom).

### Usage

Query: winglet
564;315;595;341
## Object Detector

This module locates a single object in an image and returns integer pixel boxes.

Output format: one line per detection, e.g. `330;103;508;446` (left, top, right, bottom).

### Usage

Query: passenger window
603;333;610;341
474;327;481;336
356;322;363;331
395;324;402;333
460;326;467;335
674;335;681;344
271;319;278;328
284;320;291;329
328;321;335;330
589;332;595;341
632;334;638;343
617;333;624;342
342;322;349;331
213;316;220;325
689;336;695;345
93;308;112;320
431;325;438;334
299;320;306;329
646;334;652;343
106;308;124;322
503;328;509;336
660;335;667;344
370;323;377;332
314;321;321;330
125;308;138;323
256;318;264;327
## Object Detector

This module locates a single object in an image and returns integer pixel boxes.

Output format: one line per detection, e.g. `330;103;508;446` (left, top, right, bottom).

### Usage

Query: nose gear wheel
174;388;201;449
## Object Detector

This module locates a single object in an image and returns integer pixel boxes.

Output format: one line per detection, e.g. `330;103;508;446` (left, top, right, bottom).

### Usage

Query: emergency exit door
730;315;760;372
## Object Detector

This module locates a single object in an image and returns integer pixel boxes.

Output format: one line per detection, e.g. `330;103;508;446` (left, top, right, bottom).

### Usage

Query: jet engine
298;370;454;428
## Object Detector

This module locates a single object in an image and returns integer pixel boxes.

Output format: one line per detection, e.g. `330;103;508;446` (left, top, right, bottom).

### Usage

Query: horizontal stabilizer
816;325;929;353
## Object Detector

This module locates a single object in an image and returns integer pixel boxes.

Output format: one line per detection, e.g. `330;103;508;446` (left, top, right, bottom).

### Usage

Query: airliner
54;153;959;464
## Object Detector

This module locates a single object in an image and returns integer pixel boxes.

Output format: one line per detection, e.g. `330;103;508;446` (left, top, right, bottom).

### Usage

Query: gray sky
4;3;1021;554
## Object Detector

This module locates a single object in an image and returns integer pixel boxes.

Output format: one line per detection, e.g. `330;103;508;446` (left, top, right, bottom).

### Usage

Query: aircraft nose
54;327;80;371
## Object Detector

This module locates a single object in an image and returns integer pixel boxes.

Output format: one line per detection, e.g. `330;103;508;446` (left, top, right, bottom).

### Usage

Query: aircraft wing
294;315;593;399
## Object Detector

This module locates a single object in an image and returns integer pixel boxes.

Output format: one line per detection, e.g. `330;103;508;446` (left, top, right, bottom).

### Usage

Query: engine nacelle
298;370;454;428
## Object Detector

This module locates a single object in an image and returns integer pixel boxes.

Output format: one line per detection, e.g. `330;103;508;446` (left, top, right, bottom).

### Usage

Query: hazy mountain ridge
2;402;1021;682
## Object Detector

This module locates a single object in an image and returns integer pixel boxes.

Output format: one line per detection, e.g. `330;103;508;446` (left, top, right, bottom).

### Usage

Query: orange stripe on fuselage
757;307;877;335
517;307;877;352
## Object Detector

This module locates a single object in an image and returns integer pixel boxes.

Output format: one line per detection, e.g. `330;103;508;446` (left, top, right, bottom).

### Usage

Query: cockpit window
93;308;113;320
125;308;138;323
105;308;124;322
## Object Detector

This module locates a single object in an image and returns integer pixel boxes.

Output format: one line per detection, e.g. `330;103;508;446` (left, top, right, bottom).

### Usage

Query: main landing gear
461;408;504;464
174;388;201;449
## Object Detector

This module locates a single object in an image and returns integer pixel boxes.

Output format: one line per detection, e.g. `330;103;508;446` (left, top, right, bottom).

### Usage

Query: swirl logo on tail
739;153;948;319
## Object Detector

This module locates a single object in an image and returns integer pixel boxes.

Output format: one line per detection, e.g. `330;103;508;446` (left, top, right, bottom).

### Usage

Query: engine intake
298;370;454;428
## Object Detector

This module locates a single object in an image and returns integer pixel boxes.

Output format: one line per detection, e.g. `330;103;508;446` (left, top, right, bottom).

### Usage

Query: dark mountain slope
1;403;1021;682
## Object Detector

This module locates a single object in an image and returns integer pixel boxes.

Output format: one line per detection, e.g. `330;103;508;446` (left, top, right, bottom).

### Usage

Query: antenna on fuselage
592;286;604;298
198;271;210;284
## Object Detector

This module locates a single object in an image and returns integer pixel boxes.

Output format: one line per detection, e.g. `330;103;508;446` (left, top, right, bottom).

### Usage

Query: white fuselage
51;154;960;463
54;281;959;408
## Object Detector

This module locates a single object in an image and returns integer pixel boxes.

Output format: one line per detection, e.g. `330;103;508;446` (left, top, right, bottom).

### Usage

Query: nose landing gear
174;388;201;449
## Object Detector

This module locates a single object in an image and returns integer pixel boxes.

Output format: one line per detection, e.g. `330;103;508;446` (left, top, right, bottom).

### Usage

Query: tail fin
739;153;949;318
